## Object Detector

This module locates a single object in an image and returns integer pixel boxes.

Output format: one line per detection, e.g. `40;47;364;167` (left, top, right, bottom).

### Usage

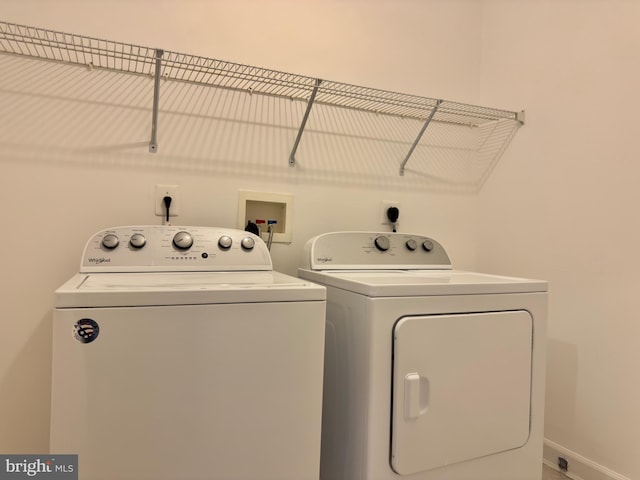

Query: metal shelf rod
399;100;442;176
149;48;163;153
289;78;322;167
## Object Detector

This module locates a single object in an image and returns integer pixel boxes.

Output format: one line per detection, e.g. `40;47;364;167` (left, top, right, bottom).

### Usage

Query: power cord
163;196;172;224
386;206;399;232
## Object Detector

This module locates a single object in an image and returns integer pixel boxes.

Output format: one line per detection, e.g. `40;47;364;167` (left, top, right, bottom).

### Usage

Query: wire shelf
0;20;523;188
0;21;157;75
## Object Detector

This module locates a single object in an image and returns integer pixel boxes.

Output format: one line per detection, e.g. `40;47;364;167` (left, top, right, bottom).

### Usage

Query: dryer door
391;311;533;475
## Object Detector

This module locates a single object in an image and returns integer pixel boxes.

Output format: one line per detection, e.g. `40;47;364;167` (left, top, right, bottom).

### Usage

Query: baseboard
543;439;630;480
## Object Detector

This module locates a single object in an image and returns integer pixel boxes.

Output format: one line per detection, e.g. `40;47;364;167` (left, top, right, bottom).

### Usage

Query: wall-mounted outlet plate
381;200;400;225
237;191;293;244
155;184;180;218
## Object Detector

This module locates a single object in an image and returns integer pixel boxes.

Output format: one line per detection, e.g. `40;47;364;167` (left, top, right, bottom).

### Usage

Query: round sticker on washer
73;318;100;344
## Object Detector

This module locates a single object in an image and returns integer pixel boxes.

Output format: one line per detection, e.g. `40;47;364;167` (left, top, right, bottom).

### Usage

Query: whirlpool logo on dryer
88;257;111;264
316;257;333;263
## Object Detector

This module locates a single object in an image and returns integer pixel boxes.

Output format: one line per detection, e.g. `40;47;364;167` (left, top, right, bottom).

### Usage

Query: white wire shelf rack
0;20;524;185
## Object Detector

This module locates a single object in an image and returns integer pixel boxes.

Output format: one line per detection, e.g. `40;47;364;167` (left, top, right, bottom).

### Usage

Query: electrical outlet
155;184;180;218
381;200;400;225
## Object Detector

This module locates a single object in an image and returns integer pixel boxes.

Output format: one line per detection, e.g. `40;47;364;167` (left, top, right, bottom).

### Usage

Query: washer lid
55;271;326;307
297;269;547;296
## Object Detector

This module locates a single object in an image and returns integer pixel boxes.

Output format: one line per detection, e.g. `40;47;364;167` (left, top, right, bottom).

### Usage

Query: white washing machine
52;225;326;480
298;231;547;480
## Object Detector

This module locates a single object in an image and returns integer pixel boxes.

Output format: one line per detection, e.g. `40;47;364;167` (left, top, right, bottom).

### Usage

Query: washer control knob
218;235;233;249
173;231;193;250
374;236;390;252
241;236;255;250
405;239;418;251
129;233;146;249
101;234;119;250
422;240;434;252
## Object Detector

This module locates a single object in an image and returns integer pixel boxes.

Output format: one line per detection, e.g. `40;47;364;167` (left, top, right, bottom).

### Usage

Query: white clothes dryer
298;231;547;480
52;225;326;480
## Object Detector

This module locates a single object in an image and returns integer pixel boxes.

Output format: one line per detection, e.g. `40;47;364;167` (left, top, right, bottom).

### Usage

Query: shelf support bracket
289;78;322;167
149;48;164;153
399;99;442;176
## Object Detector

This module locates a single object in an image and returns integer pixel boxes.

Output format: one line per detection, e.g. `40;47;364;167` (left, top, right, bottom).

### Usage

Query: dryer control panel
302;231;452;270
80;226;272;273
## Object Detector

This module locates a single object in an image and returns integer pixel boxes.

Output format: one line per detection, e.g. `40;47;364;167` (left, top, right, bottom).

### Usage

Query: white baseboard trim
543;439;630;480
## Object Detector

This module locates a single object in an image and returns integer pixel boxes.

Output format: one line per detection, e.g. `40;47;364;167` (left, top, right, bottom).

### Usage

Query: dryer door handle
404;373;429;420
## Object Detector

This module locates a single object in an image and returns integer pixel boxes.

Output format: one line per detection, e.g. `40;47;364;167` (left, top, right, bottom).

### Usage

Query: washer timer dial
173;231;194;250
241;236;255;250
129;233;147;249
218;235;233;249
101;234;119;250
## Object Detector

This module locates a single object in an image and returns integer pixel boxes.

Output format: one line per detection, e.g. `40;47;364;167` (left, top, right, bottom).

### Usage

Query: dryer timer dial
405;239;418;251
423;240;434;252
374;236;391;251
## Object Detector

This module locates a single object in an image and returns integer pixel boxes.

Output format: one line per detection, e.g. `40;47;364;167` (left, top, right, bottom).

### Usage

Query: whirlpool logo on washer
87;257;110;264
73;319;100;344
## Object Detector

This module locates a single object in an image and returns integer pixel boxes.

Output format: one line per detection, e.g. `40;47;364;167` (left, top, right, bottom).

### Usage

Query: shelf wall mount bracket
149;48;164;153
399;99;442;176
289;78;323;167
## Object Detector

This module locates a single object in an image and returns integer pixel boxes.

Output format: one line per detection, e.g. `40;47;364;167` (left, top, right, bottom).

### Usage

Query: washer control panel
303;231;452;270
81;226;271;273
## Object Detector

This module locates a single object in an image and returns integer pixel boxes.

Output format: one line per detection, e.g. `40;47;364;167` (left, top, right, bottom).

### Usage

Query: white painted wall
478;1;640;479
7;3;637;478
0;1;483;453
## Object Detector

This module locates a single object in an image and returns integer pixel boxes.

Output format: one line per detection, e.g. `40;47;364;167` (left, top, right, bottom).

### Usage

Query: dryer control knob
173;231;193;250
422;240;434;252
218;235;233;249
241;236;255;250
101;234;119;250
374;236;390;251
405;239;418;251
129;233;146;249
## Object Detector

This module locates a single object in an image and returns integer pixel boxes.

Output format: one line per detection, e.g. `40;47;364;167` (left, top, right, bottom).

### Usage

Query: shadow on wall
0;53;516;194
544;338;578;440
0;312;53;452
